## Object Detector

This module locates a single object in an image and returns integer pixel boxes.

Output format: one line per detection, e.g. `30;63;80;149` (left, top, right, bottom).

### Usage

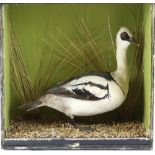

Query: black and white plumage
19;27;137;119
46;72;114;100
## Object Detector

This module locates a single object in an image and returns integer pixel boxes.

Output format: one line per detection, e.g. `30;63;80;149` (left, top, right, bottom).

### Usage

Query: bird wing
45;72;112;100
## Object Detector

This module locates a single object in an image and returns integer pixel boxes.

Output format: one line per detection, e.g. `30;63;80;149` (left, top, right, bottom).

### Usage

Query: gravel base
6;120;148;138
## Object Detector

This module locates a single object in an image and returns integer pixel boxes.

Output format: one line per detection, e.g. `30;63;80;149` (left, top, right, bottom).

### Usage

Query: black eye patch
120;32;130;41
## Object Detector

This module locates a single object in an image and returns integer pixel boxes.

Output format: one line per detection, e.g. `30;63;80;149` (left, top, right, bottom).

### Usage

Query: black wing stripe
54;71;114;87
71;82;108;90
72;85;110;100
72;88;98;100
46;84;110;101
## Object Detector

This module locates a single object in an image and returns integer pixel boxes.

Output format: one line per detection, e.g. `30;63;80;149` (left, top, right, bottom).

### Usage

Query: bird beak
129;37;139;46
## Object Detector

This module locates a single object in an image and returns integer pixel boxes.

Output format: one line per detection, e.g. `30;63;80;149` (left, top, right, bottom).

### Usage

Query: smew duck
19;27;137;119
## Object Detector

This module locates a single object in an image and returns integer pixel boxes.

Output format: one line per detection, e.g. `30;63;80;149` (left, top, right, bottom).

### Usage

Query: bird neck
112;44;129;96
116;45;128;73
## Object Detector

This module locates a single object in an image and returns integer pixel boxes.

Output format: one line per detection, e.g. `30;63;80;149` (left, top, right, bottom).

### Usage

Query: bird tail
18;100;43;112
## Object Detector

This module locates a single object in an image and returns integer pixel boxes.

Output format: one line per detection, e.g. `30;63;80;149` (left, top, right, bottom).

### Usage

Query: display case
0;3;153;150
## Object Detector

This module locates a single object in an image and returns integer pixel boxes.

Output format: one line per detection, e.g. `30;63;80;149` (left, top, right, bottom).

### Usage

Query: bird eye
120;32;130;41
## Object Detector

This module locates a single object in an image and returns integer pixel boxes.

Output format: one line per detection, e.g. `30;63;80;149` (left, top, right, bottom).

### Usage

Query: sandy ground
6;120;148;138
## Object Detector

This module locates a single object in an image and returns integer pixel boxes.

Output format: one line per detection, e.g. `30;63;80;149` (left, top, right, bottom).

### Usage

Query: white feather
64;75;108;86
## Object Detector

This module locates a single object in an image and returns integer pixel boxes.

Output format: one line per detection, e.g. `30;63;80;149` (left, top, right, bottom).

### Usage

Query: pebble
6;120;148;138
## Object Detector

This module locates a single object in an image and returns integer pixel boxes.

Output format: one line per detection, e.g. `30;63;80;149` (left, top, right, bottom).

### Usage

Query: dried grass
10;22;80;103
10;23;35;103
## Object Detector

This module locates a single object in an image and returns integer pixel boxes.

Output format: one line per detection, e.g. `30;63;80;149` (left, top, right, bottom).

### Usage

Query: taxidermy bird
19;27;137;119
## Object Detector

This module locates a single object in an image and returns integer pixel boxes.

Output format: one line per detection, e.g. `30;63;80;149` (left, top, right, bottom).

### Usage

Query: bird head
116;27;138;49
